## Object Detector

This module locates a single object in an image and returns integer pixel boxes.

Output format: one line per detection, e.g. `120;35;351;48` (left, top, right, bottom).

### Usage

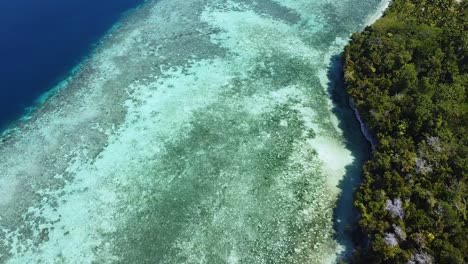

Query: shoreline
330;0;391;261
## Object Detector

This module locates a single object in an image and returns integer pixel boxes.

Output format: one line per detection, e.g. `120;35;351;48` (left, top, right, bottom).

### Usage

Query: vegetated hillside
343;0;467;263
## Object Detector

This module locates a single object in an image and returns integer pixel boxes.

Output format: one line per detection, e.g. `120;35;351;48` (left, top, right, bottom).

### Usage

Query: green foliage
343;0;468;262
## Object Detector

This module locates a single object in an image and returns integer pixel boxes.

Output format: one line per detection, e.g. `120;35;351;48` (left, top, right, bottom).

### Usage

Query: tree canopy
343;0;467;262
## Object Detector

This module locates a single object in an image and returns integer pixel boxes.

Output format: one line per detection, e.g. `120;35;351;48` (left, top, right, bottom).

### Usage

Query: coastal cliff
348;97;377;149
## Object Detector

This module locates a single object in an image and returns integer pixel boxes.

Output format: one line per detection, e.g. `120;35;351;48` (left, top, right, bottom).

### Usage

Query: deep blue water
0;0;144;130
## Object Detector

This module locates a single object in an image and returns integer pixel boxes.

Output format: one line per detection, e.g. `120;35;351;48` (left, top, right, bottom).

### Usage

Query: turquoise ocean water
0;0;388;263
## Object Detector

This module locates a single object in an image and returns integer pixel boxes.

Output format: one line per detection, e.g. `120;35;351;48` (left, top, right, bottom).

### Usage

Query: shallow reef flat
0;0;385;263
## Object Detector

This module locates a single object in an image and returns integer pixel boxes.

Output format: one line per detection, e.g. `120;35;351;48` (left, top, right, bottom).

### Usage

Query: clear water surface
0;0;144;129
0;0;387;263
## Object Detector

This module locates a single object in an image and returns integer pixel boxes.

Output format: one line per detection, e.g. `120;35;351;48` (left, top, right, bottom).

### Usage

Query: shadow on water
325;54;372;262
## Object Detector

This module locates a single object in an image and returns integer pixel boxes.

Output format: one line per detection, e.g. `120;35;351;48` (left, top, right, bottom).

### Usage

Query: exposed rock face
348;98;377;148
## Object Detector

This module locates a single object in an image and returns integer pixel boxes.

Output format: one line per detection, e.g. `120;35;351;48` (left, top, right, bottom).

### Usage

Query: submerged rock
0;0;386;263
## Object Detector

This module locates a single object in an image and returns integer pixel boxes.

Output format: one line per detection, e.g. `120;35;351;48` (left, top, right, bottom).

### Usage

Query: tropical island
0;0;465;263
344;0;467;262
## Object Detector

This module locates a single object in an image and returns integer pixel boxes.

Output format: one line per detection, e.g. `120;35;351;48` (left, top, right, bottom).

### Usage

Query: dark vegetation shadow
325;54;372;262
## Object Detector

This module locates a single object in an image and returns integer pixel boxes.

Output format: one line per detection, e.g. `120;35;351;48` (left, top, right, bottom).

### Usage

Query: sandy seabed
0;0;387;263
